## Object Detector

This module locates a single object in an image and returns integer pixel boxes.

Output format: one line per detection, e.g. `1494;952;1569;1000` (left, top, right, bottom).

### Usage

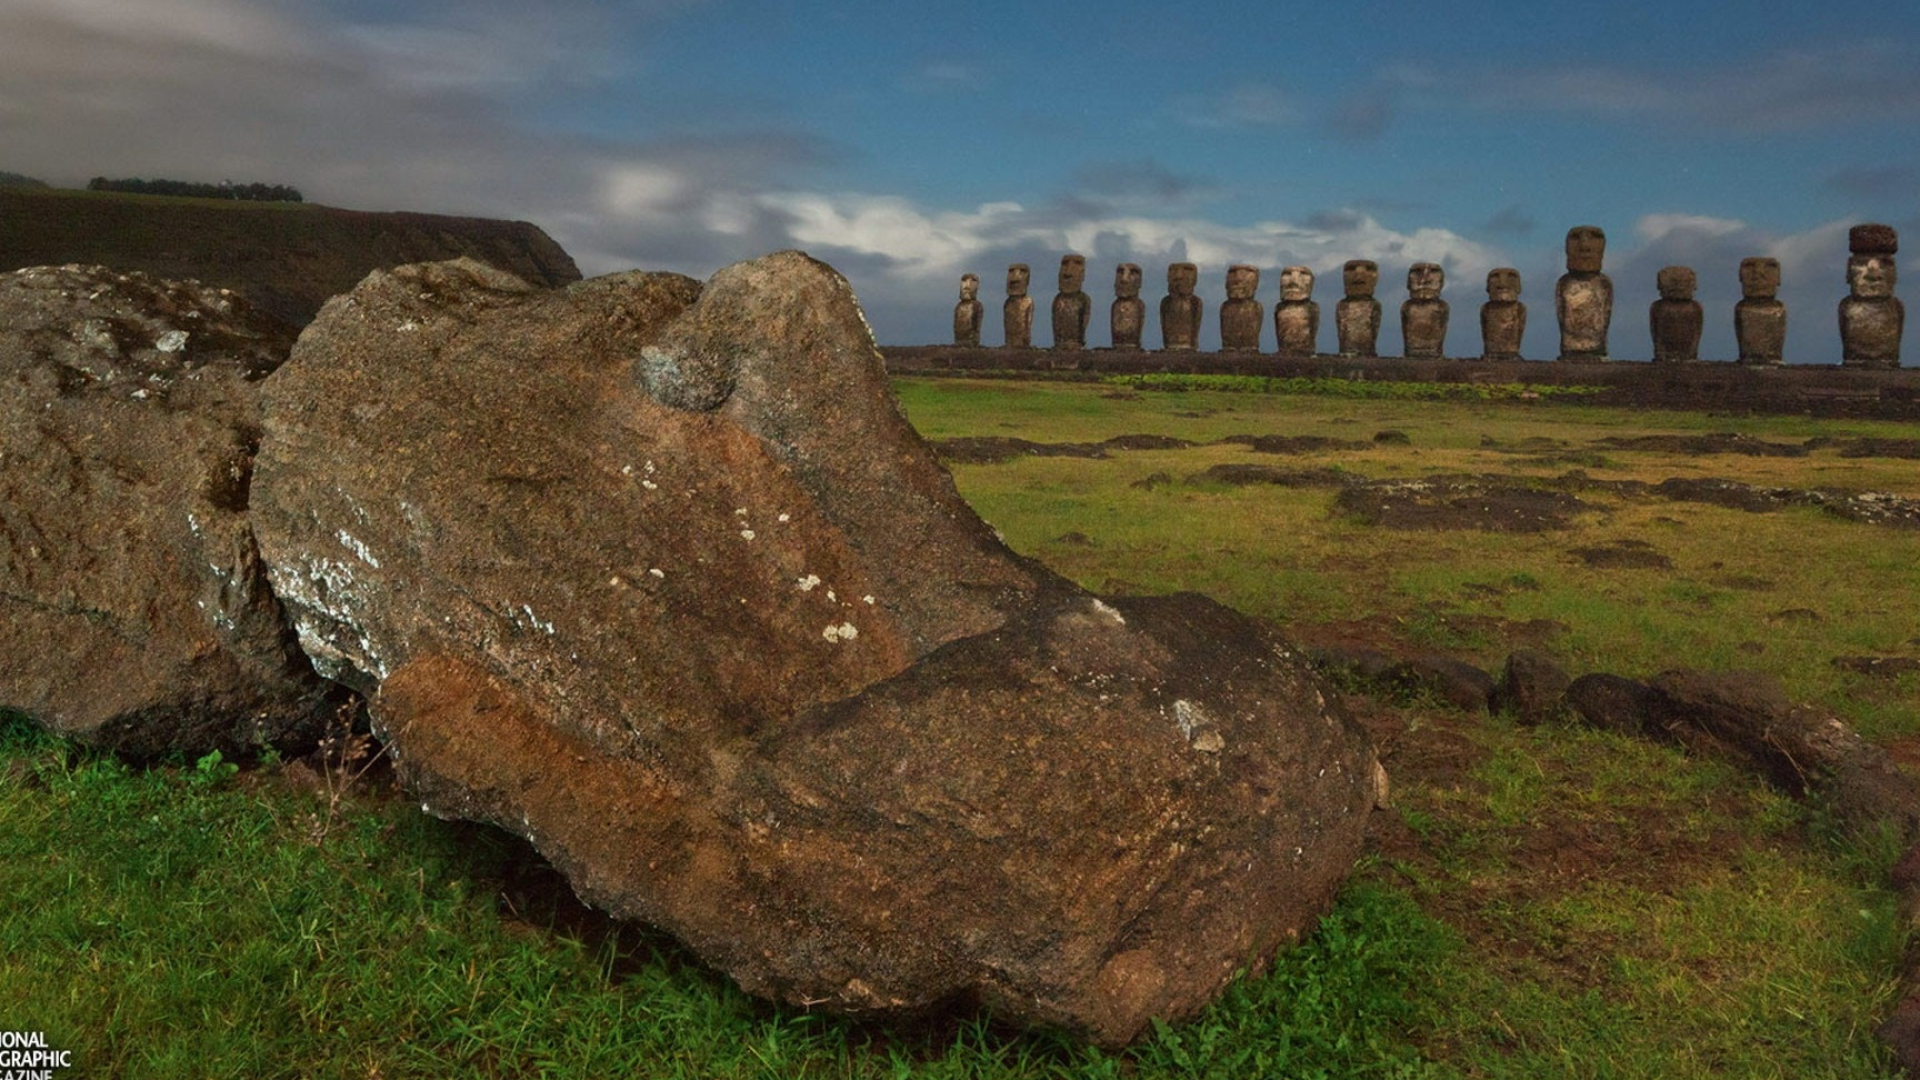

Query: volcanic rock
0;265;333;754
251;252;1376;1044
1493;650;1572;725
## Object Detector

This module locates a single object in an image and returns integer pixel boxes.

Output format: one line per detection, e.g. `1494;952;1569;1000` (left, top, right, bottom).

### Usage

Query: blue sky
3;0;1918;360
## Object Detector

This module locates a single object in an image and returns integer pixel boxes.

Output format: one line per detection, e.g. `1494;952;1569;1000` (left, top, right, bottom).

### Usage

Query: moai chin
1160;262;1203;351
1649;266;1703;363
1840;224;1903;369
1480;268;1526;361
1335;259;1381;359
1735;257;1786;366
1274;265;1320;357
1400;262;1449;360
1219;264;1264;351
1003;263;1034;348
1051;254;1091;351
1556;225;1613;361
1111;263;1146;349
953;273;983;347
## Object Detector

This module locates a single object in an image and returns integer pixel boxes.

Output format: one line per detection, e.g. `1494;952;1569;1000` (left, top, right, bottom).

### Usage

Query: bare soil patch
1335;478;1590;533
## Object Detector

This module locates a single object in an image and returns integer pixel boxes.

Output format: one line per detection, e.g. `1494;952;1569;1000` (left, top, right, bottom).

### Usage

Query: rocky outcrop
0;265;334;754
249;252;1378;1045
0;187;581;329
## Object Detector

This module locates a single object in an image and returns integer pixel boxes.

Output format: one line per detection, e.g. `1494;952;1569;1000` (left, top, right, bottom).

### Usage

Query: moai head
1007;264;1031;298
1739;257;1781;300
1565;226;1607;274
1115;262;1143;299
959;273;979;302
1226;264;1259;300
1168;262;1198;297
1059;254;1087;293
1657;266;1697;301
1407;262;1445;301
1486;267;1522;303
1848;223;1899;299
1342;260;1379;299
1280;265;1315;302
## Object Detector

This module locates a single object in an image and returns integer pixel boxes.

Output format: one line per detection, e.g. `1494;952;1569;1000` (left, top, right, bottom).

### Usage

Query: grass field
3;375;1916;1077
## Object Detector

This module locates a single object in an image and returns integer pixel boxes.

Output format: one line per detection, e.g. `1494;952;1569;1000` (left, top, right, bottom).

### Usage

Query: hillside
0;186;581;327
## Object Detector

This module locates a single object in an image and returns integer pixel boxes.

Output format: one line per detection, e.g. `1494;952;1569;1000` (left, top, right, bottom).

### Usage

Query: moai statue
1480;268;1526;361
1219;264;1264;351
1735;257;1786;366
1003;263;1033;348
1335;259;1381;358
1649;266;1703;363
1556;225;1613;361
1274;265;1320;357
953;273;983;347
1160;262;1203;350
1051;254;1091;350
1840;223;1903;369
1400;262;1449;359
1111;262;1146;349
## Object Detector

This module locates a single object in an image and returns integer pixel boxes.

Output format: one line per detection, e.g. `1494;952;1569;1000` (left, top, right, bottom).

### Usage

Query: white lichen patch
777;513;791;523
821;622;859;643
1090;598;1126;626
739;529;756;541
1173;699;1225;752
514;604;556;636
154;329;189;353
396;320;421;332
336;529;380;569
797;574;822;592
862;595;875;605
648;567;665;579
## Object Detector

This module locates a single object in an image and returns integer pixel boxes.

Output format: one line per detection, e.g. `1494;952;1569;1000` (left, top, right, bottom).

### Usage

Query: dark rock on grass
1305;644;1399;685
0;265;333;755
1221;433;1369;454
1201;464;1352;489
1493;650;1573;724
1335;477;1588;532
1564;673;1662;736
1833;656;1920;678
1101;433;1193;451
1130;471;1175;490
929;436;1109;464
1836;438;1920;459
1372;429;1412;445
1384;656;1494;713
1592;432;1809;457
253;252;1376;1046
1570;542;1674;570
1651;477;1920;529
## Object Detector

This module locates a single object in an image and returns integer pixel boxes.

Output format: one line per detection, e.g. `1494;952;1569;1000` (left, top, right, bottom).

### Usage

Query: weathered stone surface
1004;264;1034;348
1649;266;1703;363
0;265;333;754
1493;650;1572;725
1111;263;1145;348
1336;260;1381;359
1841;224;1903;369
952;273;983;346
1274;266;1319;356
1160;263;1202;351
1564;673;1658;736
1219;265;1263;351
1052;255;1091;350
1735;257;1786;366
1556;226;1613;361
1480;268;1526;361
1400;262;1448;360
1384;655;1492;713
252;251;1376;1045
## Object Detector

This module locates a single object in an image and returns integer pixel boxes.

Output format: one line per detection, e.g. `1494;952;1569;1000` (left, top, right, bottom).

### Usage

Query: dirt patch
1201;463;1352;488
1336;478;1590;532
1570;540;1674;570
1592;433;1809;457
1836;438;1920;459
928;432;1191;464
1220;433;1371;454
1833;656;1920;678
1651;477;1920;528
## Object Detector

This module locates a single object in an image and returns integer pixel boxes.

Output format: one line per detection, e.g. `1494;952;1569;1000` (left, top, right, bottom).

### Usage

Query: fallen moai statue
242;252;1380;1045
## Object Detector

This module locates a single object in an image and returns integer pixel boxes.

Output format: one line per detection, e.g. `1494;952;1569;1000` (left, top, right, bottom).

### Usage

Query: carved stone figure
1160;262;1203;351
1840;224;1903;369
1051;255;1091;350
1649;266;1703;363
1219;265;1264;351
1274;266;1319;356
1003;264;1033;348
1735;257;1786;366
1556;226;1613;361
1335;260;1381;359
953;273;983;347
1480;268;1526;361
1400;262;1449;359
1111;263;1146;349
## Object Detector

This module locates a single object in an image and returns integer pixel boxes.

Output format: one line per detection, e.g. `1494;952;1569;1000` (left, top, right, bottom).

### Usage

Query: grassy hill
0;186;581;328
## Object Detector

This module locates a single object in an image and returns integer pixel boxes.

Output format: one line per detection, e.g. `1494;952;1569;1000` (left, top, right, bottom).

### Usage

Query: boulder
1493;649;1572;725
1563;673;1659;736
0;265;334;754
251;252;1377;1045
1384;655;1494;713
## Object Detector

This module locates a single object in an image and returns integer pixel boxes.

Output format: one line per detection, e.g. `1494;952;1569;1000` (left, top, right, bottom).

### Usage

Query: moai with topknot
953;273;983;347
1400;262;1449;359
1840;224;1903;369
1556;225;1613;361
1003;263;1033;348
1649;266;1703;363
1336;259;1381;359
1111;263;1146;349
1735;257;1786;366
1161;262;1203;350
1274;266;1320;357
1051;255;1091;350
1480;268;1526;361
1220;264;1264;351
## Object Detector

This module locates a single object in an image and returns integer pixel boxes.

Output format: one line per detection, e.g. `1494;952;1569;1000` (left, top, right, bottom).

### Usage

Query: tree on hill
85;177;303;203
0;171;49;188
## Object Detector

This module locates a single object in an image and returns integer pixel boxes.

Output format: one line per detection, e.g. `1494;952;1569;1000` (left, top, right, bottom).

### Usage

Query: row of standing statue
953;224;1905;368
